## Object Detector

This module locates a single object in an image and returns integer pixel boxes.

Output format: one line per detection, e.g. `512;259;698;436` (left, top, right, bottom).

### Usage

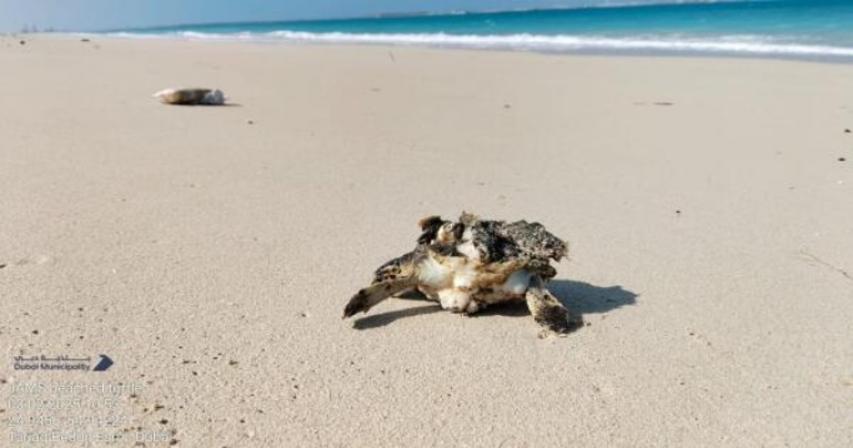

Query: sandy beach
1;35;852;446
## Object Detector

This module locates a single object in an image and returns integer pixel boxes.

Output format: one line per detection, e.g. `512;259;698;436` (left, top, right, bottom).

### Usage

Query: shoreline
21;31;853;66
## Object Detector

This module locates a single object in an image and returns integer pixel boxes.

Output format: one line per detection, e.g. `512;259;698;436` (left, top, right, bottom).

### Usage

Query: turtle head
417;215;464;246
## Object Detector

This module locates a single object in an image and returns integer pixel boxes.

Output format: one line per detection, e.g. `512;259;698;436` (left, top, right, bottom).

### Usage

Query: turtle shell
468;217;567;264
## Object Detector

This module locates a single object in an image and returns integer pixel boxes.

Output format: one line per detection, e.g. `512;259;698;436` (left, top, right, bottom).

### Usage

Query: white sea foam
103;30;853;59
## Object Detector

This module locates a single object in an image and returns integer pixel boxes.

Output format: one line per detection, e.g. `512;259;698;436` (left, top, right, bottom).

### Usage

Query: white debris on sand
153;88;226;105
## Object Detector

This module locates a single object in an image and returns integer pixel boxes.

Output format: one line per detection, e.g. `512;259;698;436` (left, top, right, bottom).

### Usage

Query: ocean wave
386;0;770;17
105;30;853;58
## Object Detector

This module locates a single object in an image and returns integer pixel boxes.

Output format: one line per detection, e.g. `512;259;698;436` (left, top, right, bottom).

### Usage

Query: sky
0;0;702;32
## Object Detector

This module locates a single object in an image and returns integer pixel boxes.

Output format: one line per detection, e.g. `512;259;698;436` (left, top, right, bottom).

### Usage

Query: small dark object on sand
19;40;25;45
845;129;851;133
0;264;6;269
654;101;674;106
840;157;847;162
676;210;682;215
153;88;225;105
81;38;90;42
247;119;254;125
504;104;512;109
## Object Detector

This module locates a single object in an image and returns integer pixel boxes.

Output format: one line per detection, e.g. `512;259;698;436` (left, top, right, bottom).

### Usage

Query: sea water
108;0;853;61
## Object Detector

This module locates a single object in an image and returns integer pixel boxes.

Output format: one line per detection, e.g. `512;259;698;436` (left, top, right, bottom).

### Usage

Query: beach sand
1;36;852;446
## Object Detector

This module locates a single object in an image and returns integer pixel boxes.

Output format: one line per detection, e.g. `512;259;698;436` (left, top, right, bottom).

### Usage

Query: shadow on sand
352;280;637;330
352;303;443;330
547;279;638;316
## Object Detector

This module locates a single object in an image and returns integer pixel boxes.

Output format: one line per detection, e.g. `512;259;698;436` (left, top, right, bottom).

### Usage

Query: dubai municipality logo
13;354;114;372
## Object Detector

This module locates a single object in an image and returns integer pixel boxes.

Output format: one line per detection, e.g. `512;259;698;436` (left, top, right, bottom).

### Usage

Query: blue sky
0;0;696;32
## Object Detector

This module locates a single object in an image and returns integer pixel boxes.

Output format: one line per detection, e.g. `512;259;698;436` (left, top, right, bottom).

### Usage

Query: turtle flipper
343;279;414;319
525;276;580;334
